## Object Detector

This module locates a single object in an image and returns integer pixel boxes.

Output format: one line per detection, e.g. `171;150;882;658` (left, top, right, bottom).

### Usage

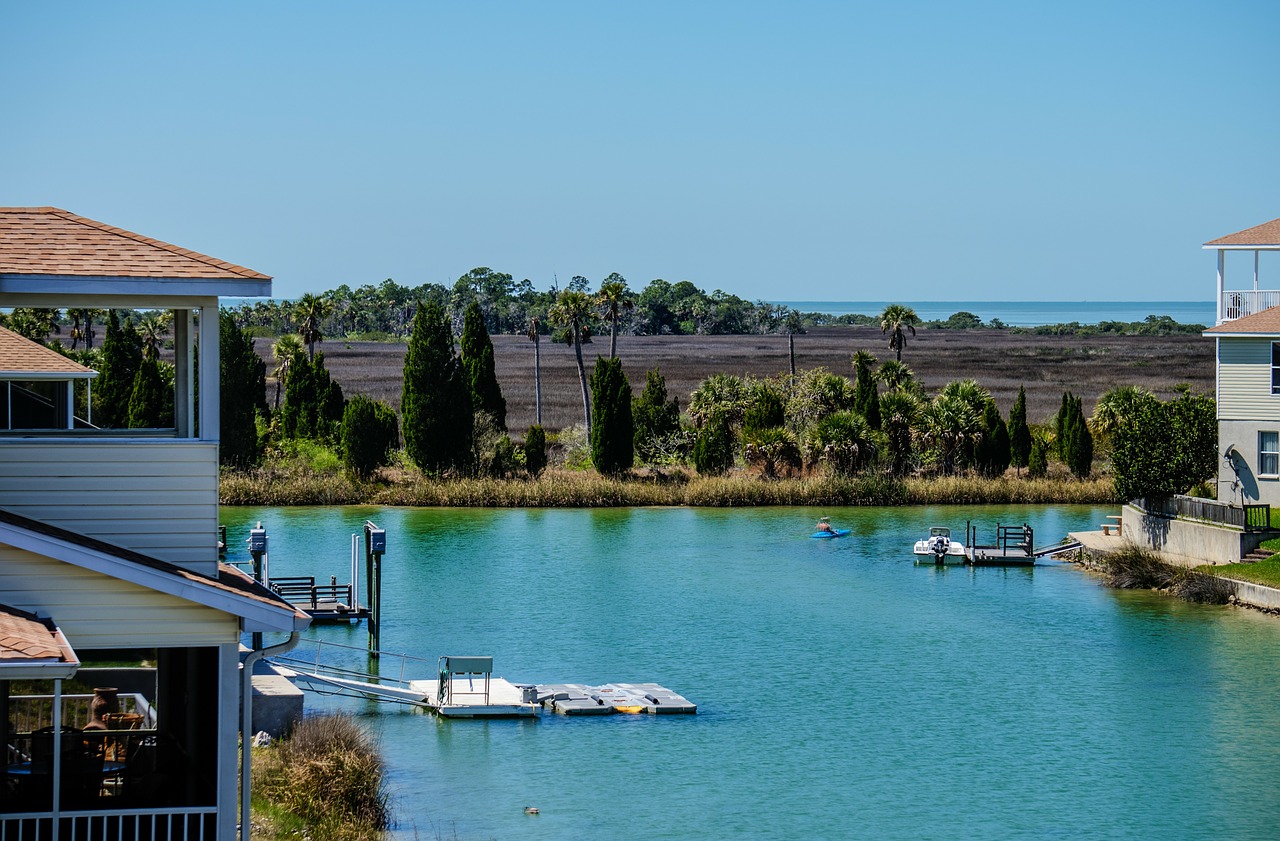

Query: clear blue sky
2;1;1276;302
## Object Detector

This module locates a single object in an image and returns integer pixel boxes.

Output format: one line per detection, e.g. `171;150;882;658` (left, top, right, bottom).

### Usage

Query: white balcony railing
1221;289;1280;322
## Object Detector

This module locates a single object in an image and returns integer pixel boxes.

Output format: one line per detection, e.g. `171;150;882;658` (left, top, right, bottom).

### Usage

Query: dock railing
1133;495;1272;532
271;638;433;696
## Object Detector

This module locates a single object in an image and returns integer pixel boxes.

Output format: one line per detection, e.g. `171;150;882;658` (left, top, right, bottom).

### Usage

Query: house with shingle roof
0;325;97;430
0;207;306;839
1203;218;1280;505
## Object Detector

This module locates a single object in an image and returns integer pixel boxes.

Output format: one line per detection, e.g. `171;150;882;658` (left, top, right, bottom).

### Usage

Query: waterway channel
223;504;1280;840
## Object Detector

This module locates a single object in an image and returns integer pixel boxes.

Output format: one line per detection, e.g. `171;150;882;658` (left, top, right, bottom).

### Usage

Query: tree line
2;295;1217;500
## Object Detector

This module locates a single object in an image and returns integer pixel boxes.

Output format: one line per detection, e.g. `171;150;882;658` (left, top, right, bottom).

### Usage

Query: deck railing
1220;290;1280;322
1132;495;1272;532
1;807;217;840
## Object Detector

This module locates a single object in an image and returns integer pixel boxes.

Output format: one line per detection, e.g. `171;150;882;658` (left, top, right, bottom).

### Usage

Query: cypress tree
1055;392;1072;461
1065;394;1093;479
851;351;881;429
1008;386;1032;471
525;425;547;478
460;301;506;429
692;412;734;476
96;310;143;428
976;400;1011;477
313;352;345;440
127;356;171;428
340;395;400;478
219;311;267;467
1028;435;1048;478
402;300;473;474
633;368;682;460
280;352;313;439
589;355;634;475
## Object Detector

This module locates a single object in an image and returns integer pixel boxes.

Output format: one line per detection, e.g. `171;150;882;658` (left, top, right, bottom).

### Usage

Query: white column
1217;250;1226;324
218;642;240;841
198;300;221;442
174;310;193;437
1255;250;1261;291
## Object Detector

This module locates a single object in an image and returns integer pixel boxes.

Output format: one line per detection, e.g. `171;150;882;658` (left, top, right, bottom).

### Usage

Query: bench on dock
1101;515;1122;536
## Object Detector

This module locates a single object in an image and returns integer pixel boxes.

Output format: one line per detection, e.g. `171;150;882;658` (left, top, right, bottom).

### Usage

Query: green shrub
340;395;399;478
252;713;389;840
692;413;735;476
525;425;547;478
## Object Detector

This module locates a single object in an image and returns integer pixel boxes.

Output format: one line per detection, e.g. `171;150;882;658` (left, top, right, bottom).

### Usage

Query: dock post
248;523;268;650
363;521;387;658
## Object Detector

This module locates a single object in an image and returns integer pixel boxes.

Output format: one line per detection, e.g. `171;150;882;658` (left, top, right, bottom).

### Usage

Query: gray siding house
1205;217;1280;506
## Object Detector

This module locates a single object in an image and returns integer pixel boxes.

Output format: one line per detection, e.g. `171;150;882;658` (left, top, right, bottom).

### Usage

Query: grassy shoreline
221;466;1119;507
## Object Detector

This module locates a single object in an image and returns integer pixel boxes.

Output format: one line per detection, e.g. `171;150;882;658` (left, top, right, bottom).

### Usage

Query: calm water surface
225;505;1280;840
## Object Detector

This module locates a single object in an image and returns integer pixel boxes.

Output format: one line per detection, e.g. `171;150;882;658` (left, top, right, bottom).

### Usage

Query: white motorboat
913;526;966;564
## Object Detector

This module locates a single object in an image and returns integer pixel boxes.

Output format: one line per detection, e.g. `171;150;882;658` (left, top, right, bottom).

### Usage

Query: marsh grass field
257;325;1215;433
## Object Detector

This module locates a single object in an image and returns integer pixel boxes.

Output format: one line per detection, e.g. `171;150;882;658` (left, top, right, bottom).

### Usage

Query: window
1272;343;1280;395
1261;431;1280;477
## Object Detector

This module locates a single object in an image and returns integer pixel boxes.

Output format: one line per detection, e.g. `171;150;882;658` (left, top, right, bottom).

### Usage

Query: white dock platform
409;675;540;718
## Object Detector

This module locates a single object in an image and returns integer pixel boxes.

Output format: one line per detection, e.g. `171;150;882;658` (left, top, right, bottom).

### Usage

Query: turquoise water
225;505;1280;840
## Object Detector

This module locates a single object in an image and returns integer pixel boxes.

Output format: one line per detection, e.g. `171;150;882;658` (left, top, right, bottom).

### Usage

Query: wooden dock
269;575;370;623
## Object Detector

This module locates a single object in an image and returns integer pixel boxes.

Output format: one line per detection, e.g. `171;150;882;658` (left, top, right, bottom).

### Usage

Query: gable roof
1204;218;1280;249
0;325;97;378
0;207;269;280
1203;305;1280;335
0;207;272;299
0;507;309;633
0;603;80;679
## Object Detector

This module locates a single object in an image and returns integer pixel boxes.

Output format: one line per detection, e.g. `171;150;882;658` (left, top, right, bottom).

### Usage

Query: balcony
1220;290;1280;322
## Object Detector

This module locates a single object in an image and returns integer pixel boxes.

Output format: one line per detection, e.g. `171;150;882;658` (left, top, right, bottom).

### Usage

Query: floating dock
270;641;695;719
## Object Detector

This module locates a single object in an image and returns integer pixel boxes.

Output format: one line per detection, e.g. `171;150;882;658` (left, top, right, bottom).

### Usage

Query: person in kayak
815;517;834;534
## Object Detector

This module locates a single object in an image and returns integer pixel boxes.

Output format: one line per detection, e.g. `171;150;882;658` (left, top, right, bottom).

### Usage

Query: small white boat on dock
913;527;966;564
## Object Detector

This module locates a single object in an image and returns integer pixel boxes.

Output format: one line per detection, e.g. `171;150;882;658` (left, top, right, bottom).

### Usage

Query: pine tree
219;311;267;467
590;355;634;475
460;301;506;429
96;310;143;428
1028;435;1048;478
1065;394;1094;479
402;300;473;474
1008;386;1032;471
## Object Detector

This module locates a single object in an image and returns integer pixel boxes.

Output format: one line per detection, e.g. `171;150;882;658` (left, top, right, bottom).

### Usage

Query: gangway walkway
269;639;696;718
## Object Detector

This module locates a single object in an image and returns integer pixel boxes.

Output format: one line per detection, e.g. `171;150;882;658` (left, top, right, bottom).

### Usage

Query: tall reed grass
1100;544;1237;605
252;713;389;840
223;463;1118;507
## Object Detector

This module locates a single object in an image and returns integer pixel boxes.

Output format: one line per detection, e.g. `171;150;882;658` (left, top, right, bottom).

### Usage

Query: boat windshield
928;527;950;538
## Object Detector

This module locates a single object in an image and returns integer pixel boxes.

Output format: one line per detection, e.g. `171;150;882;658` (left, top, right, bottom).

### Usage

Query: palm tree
271;334;303;411
294;293;332;359
138;315;170;361
876;359;916;393
596;275;633;359
1089;385;1157;440
527;315;542;427
549;290;595;432
879;389;922;475
879;304;920;362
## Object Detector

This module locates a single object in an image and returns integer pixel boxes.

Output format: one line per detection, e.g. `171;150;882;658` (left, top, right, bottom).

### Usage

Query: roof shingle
0;326;96;377
0;207;270;280
1204;218;1280;248
1204;305;1280;334
0;604;75;664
